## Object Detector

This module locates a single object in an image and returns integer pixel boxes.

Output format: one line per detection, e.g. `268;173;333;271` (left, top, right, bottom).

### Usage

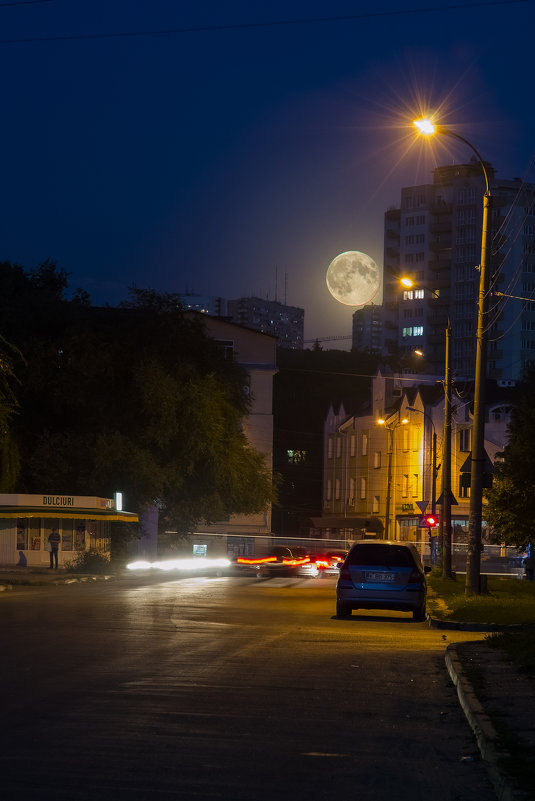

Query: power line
0;1;53;6
0;0;530;45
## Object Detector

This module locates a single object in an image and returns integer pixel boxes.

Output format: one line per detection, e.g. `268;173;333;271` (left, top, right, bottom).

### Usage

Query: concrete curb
0;574;115;590
429;616;533;632
446;645;527;801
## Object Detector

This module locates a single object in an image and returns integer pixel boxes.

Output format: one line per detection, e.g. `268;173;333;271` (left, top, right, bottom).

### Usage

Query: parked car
336;540;431;621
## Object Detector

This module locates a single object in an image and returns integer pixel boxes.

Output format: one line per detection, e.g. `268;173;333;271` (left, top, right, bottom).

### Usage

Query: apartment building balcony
429;239;452;253
430;201;452;214
429;219;452;234
386;246;400;258
385;228;400;240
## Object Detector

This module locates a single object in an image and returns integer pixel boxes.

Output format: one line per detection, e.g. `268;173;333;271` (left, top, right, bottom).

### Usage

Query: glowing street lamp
414;117;492;595
377;415;408;539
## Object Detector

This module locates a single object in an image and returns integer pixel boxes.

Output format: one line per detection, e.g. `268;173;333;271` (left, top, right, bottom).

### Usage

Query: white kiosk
0;494;138;567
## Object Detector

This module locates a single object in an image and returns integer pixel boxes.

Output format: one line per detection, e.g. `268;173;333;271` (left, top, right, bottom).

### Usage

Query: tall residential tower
382;162;535;380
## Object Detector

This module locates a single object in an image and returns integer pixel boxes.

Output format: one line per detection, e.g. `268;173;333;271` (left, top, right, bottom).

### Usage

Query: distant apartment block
227;297;304;349
352;303;383;352
178;293;227;316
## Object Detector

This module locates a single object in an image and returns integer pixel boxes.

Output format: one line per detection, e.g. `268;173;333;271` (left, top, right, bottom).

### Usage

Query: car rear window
346;544;415;568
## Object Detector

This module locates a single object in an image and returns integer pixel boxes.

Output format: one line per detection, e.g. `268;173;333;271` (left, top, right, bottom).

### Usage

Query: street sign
415;500;428;514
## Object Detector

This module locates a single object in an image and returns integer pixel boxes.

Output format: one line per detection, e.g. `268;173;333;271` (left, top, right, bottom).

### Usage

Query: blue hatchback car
336;540;431;621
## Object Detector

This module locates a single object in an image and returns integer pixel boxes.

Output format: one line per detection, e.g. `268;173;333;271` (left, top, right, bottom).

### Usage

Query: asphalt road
0;574;497;801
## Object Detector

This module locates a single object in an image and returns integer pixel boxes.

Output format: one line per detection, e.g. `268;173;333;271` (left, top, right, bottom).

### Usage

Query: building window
372;495;380;513
362;433;368;456
459;480;470;499
349;477;355;505
402;428;409;451
412;474;419;498
287;449;306;463
335;479;341;500
350;434;356;457
326;479;332;501
360;477;366;499
374;451;381;468
328;438;333;459
16;518;41;551
402;474;409;497
336;437;342;458
459;428;471;452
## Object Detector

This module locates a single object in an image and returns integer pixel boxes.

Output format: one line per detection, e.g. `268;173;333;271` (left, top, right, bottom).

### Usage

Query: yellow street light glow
377;418;386;425
400;277;413;288
414;118;436;135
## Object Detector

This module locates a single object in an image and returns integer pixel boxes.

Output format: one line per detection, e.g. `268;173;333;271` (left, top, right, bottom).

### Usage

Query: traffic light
425;515;438;528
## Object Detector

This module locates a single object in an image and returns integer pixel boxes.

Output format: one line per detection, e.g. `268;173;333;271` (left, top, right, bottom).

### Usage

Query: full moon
326;251;381;306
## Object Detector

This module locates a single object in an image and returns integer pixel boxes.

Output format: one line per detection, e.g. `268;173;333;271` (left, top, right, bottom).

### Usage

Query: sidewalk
1;568;533;799
0;566;114;588
427;583;535;801
446;640;535;801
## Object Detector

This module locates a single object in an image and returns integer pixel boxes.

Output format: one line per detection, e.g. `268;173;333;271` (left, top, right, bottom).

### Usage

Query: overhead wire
0;0;532;44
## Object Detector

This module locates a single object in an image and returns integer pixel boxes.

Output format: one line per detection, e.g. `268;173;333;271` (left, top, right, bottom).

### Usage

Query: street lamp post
442;322;453;579
414;118;492;595
406;405;439;561
377;415;408;539
400;275;453;577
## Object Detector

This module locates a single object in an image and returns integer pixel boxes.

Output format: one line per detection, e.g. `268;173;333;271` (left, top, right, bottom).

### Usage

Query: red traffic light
425;515;438;527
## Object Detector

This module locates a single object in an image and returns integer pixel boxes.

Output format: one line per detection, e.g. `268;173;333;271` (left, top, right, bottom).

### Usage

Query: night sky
2;0;535;342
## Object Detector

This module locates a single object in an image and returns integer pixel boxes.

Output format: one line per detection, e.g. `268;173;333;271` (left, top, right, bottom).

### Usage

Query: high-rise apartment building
227;297;304;349
352;303;383;352
382;162;535;380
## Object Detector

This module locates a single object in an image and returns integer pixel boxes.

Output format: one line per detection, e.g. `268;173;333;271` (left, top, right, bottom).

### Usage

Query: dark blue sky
2;0;535;342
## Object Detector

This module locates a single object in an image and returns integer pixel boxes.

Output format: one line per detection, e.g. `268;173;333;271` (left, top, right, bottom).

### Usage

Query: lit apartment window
374;451;381;468
335;478;341;500
362;433;368;456
350;434;356;457
360;477;366;499
459;479;470;499
372;496;380;513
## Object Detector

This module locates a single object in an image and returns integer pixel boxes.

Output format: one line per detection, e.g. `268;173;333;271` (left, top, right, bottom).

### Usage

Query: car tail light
339;564;351;581
408;569;423;583
315;559;330;569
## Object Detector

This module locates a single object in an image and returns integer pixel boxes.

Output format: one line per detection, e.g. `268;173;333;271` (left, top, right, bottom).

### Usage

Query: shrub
66;548;111;574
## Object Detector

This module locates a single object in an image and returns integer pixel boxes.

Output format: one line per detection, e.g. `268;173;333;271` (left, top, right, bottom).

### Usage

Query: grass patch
486;630;535;673
428;574;535;625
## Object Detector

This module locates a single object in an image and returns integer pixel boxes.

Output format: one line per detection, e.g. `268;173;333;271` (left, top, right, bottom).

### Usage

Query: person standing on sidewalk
48;529;60;569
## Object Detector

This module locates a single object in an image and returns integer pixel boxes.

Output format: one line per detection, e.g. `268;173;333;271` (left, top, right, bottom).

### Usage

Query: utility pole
441;323;453;578
466;190;492;595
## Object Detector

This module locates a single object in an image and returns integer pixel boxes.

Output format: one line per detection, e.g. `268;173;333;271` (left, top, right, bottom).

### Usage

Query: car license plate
365;571;395;582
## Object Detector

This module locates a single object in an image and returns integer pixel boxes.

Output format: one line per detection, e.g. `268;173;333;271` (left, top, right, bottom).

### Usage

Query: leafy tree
0;330;24;491
485;368;535;549
0;266;274;532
